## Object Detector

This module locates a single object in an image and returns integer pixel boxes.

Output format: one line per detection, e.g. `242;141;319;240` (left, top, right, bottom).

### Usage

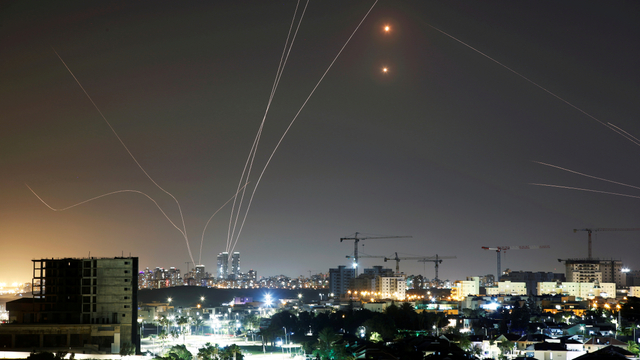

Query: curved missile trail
198;181;250;265
227;0;309;253
50;48;194;265
229;0;380;255
530;183;640;200
533;161;640;192
26;185;188;237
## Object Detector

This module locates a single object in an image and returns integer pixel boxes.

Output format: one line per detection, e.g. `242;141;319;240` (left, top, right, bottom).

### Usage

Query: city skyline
2;1;640;283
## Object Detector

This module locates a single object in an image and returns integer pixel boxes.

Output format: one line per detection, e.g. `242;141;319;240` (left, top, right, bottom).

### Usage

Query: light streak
423;23;636;145
227;0;308;253
26;185;188;237
530;183;640;200
533;161;640;191
229;0;380;254
199;182;250;265
51;48;195;266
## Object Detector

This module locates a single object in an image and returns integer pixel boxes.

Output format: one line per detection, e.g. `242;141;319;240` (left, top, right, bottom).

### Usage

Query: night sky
2;1;640;284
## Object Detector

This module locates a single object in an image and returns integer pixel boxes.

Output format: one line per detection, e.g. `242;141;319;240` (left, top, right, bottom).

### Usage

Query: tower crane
573;228;640;259
384;252;429;275
340;232;412;276
482;245;550;281
346;254;386;263
417;255;456;282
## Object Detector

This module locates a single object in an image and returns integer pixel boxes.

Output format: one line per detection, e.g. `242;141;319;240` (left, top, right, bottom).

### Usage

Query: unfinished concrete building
0;257;139;354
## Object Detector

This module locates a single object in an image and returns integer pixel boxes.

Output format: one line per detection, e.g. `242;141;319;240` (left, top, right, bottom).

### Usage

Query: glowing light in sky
382;67;388;73
384;25;390;32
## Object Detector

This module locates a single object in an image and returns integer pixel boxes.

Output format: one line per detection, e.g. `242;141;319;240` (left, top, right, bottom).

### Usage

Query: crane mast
417;254;456;282
384;252;431;275
482;245;550;281
573;228;640;259
340;232;412;276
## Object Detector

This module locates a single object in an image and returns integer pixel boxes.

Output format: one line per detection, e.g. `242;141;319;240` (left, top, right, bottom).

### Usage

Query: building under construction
0;257;139;354
561;258;627;287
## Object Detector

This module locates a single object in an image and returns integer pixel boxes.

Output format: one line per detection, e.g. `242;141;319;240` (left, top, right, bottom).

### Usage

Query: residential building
501;270;565;296
537;281;616;299
451;277;480;300
564;259;626;287
376;276;406;300
195;264;205;285
485;281;527;296
231;252;240;279
329;265;355;296
0;257;138;354
217;252;229;279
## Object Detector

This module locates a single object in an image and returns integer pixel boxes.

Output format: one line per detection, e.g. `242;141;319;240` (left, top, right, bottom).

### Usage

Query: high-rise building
195;264;205;285
564;259;626;287
376;276;406;300
231;252;240;279
329;265;355;296
217;252;229;279
0;257;138;353
168;267;182;287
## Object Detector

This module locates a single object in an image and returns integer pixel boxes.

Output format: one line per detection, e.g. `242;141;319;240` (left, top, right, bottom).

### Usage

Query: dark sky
2;1;640;284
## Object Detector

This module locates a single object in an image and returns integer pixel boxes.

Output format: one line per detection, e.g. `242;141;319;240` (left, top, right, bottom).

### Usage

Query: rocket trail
423;24;640;146
533;161;640;192
50;48;194;265
229;0;380;255
227;0;309;253
199;181;250;265
606;123;640;147
26;185;187;237
530;183;640;200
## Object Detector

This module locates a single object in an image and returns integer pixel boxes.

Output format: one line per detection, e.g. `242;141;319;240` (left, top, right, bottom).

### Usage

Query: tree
159;315;171;333
177;316;190;343
315;327;342;360
120;343;136;356
156;345;193;360
198;343;220;360
220;344;243;360
621;297;640;322
510;301;531;334
369;332;383;343
269;310;299;337
259;326;278;349
627;341;639;356
497;340;514;360
242;314;260;332
363;314;397;340
194;318;206;336
458;335;472;352
159;330;169;351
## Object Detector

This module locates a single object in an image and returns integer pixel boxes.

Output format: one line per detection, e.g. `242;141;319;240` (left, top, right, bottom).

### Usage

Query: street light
138;318;143;339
